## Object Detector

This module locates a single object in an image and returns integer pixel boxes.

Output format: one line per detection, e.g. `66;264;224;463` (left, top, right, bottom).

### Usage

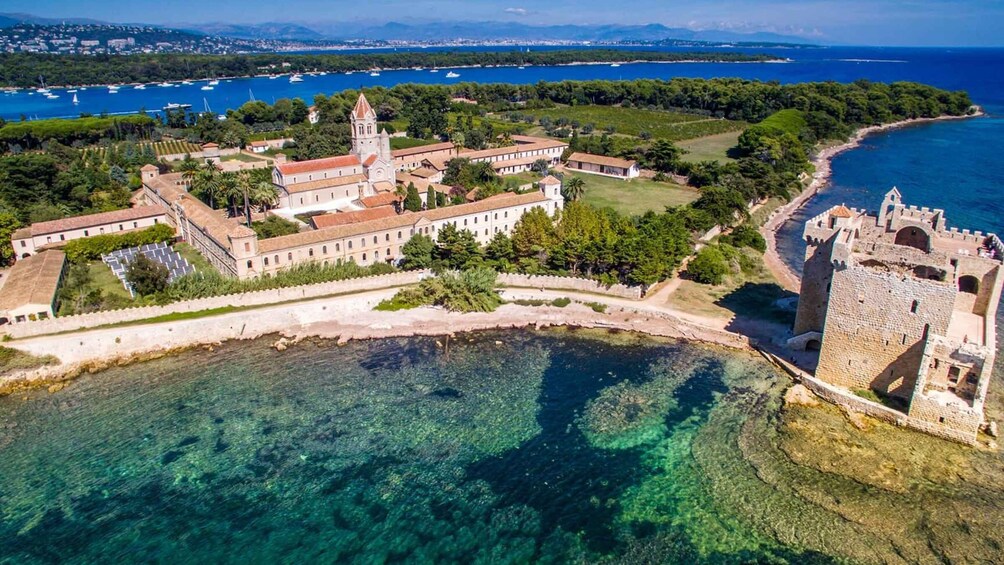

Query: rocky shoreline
0;288;750;396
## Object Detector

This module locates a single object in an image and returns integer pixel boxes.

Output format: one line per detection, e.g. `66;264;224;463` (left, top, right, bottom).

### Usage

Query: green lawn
522;105;747;142
390;137;440;150
221;152;267;163
678;131;742;163
572;171;700;216
174;243;214;273
88;261;133;301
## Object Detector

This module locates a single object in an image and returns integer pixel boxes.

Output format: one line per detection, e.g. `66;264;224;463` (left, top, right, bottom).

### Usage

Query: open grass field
221;152;267;163
523;105;747;142
390;137;440;151
174;243;214;273
88;261;133;301
570;171;700;216
678;131;742;163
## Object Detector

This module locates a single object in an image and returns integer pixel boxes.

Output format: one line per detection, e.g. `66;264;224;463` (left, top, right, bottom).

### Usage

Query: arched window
264;257;269;266
959;275;979;294
362;253;367;261
911;300;919;313
367;124;372;135
247;260;253;269
274;255;279;264
288;252;293;261
322;245;327;254
308;248;314;257
358;125;364;135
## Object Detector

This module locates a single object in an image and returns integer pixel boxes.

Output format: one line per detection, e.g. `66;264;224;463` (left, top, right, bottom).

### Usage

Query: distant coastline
759;107;987;291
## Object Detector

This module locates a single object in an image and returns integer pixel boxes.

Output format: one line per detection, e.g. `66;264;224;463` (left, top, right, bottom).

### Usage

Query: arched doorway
959;275;980;294
894;227;930;251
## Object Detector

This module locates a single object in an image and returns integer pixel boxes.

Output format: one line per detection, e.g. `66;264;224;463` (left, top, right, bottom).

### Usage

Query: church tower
350;93;394;185
351;93;393;183
350;92;379;159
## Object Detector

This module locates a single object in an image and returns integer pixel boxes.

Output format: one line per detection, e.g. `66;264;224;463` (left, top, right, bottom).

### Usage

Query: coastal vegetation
0;345;58;376
376;267;502;313
0;50;777;88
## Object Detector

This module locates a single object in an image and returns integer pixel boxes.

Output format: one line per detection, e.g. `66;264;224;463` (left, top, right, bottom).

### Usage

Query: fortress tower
789;188;1004;444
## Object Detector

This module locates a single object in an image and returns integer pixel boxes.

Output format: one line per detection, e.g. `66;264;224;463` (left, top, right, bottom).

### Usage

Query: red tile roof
359;192;402;208
353;93;375;119
311;207;398;229
830;205;854;218
391;142;457;159
276;154;361;175
20;206;166;238
363;154;378;166
567;152;637;169
282;173;368;195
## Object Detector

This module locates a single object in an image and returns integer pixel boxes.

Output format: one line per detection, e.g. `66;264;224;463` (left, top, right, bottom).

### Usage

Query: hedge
63;223;176;263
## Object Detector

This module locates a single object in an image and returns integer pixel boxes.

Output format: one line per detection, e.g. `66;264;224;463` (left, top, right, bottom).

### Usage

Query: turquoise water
2;331;1003;563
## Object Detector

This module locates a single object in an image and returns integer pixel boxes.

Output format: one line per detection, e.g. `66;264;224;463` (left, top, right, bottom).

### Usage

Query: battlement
791;188;1002;445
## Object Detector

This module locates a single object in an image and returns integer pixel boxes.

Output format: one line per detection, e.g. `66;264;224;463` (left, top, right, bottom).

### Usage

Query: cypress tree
404;182;422;212
426;186;437;209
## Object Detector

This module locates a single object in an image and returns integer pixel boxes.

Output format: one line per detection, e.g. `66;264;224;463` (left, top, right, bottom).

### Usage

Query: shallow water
1;330;1001;563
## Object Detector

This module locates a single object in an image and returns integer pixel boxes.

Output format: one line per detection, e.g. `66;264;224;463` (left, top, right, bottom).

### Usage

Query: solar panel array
102;242;196;297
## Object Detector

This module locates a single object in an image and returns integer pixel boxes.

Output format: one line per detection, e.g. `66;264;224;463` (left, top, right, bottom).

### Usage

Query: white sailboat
72;93;79;104
208;79;220;86
289;74;304;83
201;84;214;91
445;71;461;78
369;71;381;77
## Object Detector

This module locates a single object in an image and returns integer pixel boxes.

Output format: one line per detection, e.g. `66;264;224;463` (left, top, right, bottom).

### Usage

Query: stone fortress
789;188;1004;443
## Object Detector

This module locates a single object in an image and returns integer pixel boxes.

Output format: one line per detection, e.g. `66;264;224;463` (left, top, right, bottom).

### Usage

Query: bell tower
350;93;379;159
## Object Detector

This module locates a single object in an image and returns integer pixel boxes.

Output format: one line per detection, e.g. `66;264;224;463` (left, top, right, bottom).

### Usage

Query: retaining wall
497;273;643;299
5;271;427;339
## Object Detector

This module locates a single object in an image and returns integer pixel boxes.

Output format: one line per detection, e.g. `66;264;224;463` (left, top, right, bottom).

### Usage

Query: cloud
503;7;529;16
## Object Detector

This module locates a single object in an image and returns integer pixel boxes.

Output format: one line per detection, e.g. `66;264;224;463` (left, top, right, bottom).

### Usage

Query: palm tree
184;162;222;208
562;176;586;202
242;171;278;213
217;172;243;219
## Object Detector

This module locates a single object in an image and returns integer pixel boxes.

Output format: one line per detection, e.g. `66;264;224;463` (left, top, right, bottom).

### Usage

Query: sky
4;0;1004;46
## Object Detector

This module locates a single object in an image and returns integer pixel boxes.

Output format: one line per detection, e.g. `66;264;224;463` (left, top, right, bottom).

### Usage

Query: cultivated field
523;105;747;141
141;139;202;156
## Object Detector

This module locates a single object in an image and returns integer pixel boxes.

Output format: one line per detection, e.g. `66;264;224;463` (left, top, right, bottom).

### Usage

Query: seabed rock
273;337;289;352
783;384;819;407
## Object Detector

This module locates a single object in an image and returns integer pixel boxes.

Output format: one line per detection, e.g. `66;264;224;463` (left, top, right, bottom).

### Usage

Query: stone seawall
497;274;643;299
760;349;979;445
5;271;429;339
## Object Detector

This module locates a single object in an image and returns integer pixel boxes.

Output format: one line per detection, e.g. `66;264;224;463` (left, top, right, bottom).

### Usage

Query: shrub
552;297;571;307
63;223;175;263
166;260;396;301
688;246;729;285
252;216;300;238
377;267;501;313
721;224;767;253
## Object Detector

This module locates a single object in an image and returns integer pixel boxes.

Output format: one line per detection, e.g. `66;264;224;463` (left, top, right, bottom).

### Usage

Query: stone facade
790;188;1004;444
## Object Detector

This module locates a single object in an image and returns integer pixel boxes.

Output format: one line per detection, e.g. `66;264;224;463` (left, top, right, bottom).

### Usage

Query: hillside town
0;24;284;54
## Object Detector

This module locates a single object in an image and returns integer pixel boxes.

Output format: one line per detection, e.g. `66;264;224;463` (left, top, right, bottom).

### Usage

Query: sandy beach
759;109;985;291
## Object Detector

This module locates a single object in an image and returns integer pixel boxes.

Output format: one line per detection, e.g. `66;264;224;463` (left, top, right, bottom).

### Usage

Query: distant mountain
0;12;107;27
183;22;324;41
0;13;817;46
309;21;817;45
